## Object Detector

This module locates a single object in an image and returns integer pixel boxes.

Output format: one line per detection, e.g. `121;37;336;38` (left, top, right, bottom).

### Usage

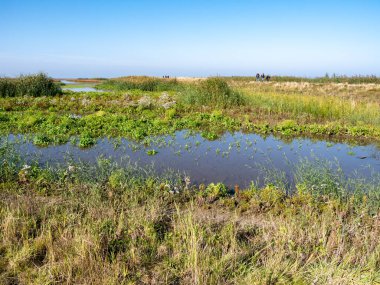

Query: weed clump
198;182;228;202
78;133;96;148
0;73;62;97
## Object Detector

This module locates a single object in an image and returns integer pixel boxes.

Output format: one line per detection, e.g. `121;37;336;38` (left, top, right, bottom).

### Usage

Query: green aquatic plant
0;79;380;146
146;149;158;155
201;131;219;141
78;133;96;148
33;134;53;146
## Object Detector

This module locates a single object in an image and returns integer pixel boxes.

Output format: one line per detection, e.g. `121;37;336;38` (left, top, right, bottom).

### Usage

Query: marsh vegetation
0;73;61;98
0;74;380;284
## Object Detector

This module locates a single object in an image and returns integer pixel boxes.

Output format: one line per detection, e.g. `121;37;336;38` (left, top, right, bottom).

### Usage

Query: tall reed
97;76;180;92
0;73;61;97
180;78;245;108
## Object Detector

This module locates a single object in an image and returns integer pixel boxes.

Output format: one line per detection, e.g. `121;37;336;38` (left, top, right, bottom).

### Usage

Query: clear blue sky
1;0;379;78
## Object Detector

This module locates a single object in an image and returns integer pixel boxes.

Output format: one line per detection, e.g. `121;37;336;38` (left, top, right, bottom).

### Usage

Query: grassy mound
181;78;245;108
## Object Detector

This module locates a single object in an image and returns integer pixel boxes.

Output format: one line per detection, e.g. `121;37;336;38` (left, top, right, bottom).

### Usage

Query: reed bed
180;77;245;108
97;76;180;92
243;90;380;126
0;73;61;98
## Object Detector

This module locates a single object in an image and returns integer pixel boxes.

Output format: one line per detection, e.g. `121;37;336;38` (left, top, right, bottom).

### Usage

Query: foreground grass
0;144;380;284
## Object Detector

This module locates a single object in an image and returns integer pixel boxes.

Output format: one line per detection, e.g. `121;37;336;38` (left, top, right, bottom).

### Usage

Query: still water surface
61;80;102;92
9;131;380;188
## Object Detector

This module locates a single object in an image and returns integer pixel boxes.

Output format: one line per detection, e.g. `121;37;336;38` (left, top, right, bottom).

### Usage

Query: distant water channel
7;131;380;188
61;80;102;92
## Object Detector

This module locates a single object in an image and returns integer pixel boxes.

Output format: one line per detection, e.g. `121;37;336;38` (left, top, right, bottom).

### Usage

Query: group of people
256;73;271;82
162;75;170;79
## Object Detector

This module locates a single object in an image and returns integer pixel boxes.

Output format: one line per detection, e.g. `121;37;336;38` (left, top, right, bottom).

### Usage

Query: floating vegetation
146;149;158;156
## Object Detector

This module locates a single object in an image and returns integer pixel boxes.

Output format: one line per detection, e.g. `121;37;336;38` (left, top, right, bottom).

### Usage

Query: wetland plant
0;73;62;97
78;133;96;148
146;149;158;155
96;76;179;92
181;77;245;108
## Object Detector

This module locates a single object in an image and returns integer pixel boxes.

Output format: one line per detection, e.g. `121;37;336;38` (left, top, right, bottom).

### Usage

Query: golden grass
1;180;380;284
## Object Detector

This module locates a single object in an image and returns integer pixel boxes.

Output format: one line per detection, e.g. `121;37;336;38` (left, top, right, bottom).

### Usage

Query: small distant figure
162;75;170;79
256;73;260;81
265;75;271;81
261;73;265;81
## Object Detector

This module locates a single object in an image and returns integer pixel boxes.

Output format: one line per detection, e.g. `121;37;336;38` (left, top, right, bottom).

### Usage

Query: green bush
0;73;62;97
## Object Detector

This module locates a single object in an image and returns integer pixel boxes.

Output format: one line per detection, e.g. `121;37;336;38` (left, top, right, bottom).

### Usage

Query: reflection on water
7;131;380;188
61;80;103;92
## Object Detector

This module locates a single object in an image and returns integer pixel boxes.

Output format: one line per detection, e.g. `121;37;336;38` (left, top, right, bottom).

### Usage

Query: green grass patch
181;77;245;108
96;76;180;92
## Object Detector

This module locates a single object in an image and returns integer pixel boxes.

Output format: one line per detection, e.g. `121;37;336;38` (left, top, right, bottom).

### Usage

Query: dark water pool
7;131;380;188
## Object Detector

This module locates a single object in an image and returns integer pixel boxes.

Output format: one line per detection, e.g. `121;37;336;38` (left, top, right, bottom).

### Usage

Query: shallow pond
7;131;380;188
61;80;103;92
